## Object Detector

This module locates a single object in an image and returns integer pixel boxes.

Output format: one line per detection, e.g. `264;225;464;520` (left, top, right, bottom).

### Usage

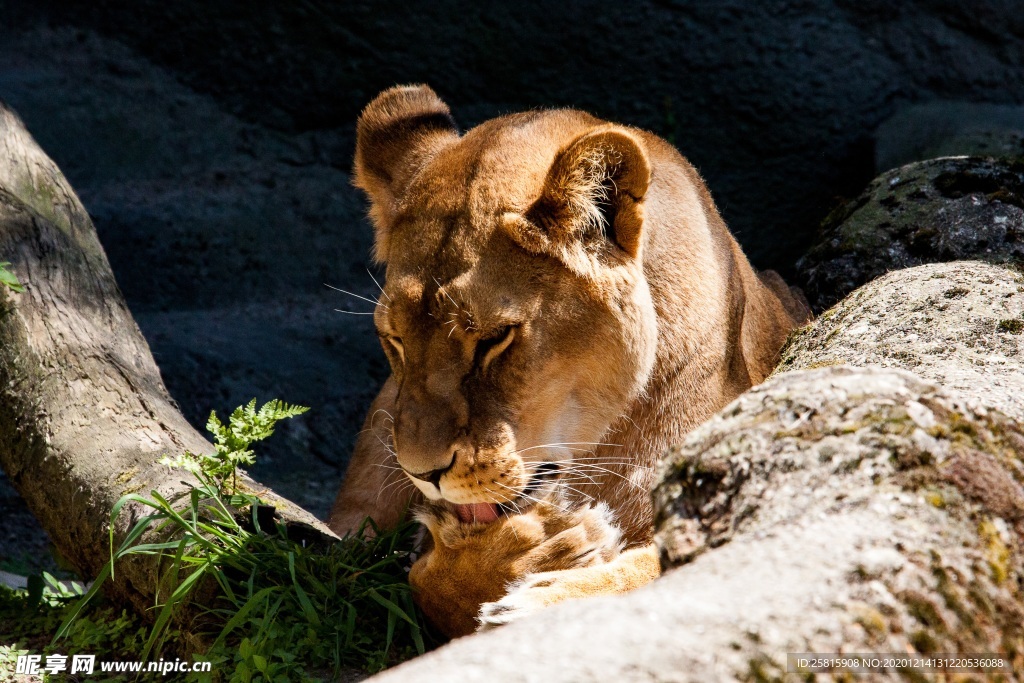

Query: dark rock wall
798;158;1024;310
7;0;1024;271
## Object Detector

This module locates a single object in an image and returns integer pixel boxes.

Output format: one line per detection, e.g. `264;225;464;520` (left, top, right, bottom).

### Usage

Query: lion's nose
404;455;455;488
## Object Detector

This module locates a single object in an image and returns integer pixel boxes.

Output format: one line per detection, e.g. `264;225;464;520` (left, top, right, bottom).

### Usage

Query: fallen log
0;103;338;617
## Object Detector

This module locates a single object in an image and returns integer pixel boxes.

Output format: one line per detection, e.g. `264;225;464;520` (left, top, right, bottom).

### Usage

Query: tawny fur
410;500;625;637
328;85;810;636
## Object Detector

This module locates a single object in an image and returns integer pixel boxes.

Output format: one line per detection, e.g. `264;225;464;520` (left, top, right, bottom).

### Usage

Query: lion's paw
477;572;565;630
477;543;662;632
415;500;627;636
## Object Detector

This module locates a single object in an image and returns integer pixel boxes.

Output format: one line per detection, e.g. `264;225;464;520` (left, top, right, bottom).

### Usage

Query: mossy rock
651;366;1024;679
797;157;1024;311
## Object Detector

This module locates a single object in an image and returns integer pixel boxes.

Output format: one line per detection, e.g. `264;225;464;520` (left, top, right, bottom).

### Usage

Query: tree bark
0;103;338;615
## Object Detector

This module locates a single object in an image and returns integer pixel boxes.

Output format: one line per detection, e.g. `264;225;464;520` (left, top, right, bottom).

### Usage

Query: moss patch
113;468;138;486
997;318;1024;334
943;286;970;299
979;518;1012;585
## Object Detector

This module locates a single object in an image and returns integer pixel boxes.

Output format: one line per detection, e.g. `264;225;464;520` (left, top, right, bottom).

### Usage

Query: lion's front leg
477;543;660;630
327;377;415;535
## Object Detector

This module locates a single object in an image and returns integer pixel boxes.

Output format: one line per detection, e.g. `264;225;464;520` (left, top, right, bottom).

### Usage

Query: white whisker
511;442;623;456
366;268;391;302
433;277;462;311
368;409;395;430
556;475;602;487
568;457;653;470
560;463;646;491
378;473;414;504
559;484;596;503
498;497;523;541
325;283;388;310
492;481;569;513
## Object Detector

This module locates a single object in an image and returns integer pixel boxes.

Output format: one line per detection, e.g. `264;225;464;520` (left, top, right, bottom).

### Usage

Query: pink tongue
455;502;501;524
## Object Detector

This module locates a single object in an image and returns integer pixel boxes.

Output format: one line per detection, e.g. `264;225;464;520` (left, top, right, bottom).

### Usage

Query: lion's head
353;85;659;522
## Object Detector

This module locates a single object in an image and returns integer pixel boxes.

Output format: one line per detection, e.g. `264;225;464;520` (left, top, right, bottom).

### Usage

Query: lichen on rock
652;366;1024;678
778;261;1024;422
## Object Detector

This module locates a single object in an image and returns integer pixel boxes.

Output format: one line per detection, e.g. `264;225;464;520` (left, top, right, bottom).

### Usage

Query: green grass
0;573;152;682
8;399;431;682
0;261;25;293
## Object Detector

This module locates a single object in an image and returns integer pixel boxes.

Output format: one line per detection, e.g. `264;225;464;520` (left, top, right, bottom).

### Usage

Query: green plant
1;576;151;683
0;261;25;293
0;643;30;680
57;399;426;681
159;399;309;496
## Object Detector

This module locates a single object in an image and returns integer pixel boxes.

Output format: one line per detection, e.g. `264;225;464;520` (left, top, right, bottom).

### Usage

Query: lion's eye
476;325;516;370
383;335;405;365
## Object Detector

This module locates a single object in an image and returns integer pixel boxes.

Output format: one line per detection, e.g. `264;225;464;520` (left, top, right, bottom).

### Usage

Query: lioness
328;85;808;636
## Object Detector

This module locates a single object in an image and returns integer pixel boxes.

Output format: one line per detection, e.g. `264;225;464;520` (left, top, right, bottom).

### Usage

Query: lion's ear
516;128;651;269
353;85;460;262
